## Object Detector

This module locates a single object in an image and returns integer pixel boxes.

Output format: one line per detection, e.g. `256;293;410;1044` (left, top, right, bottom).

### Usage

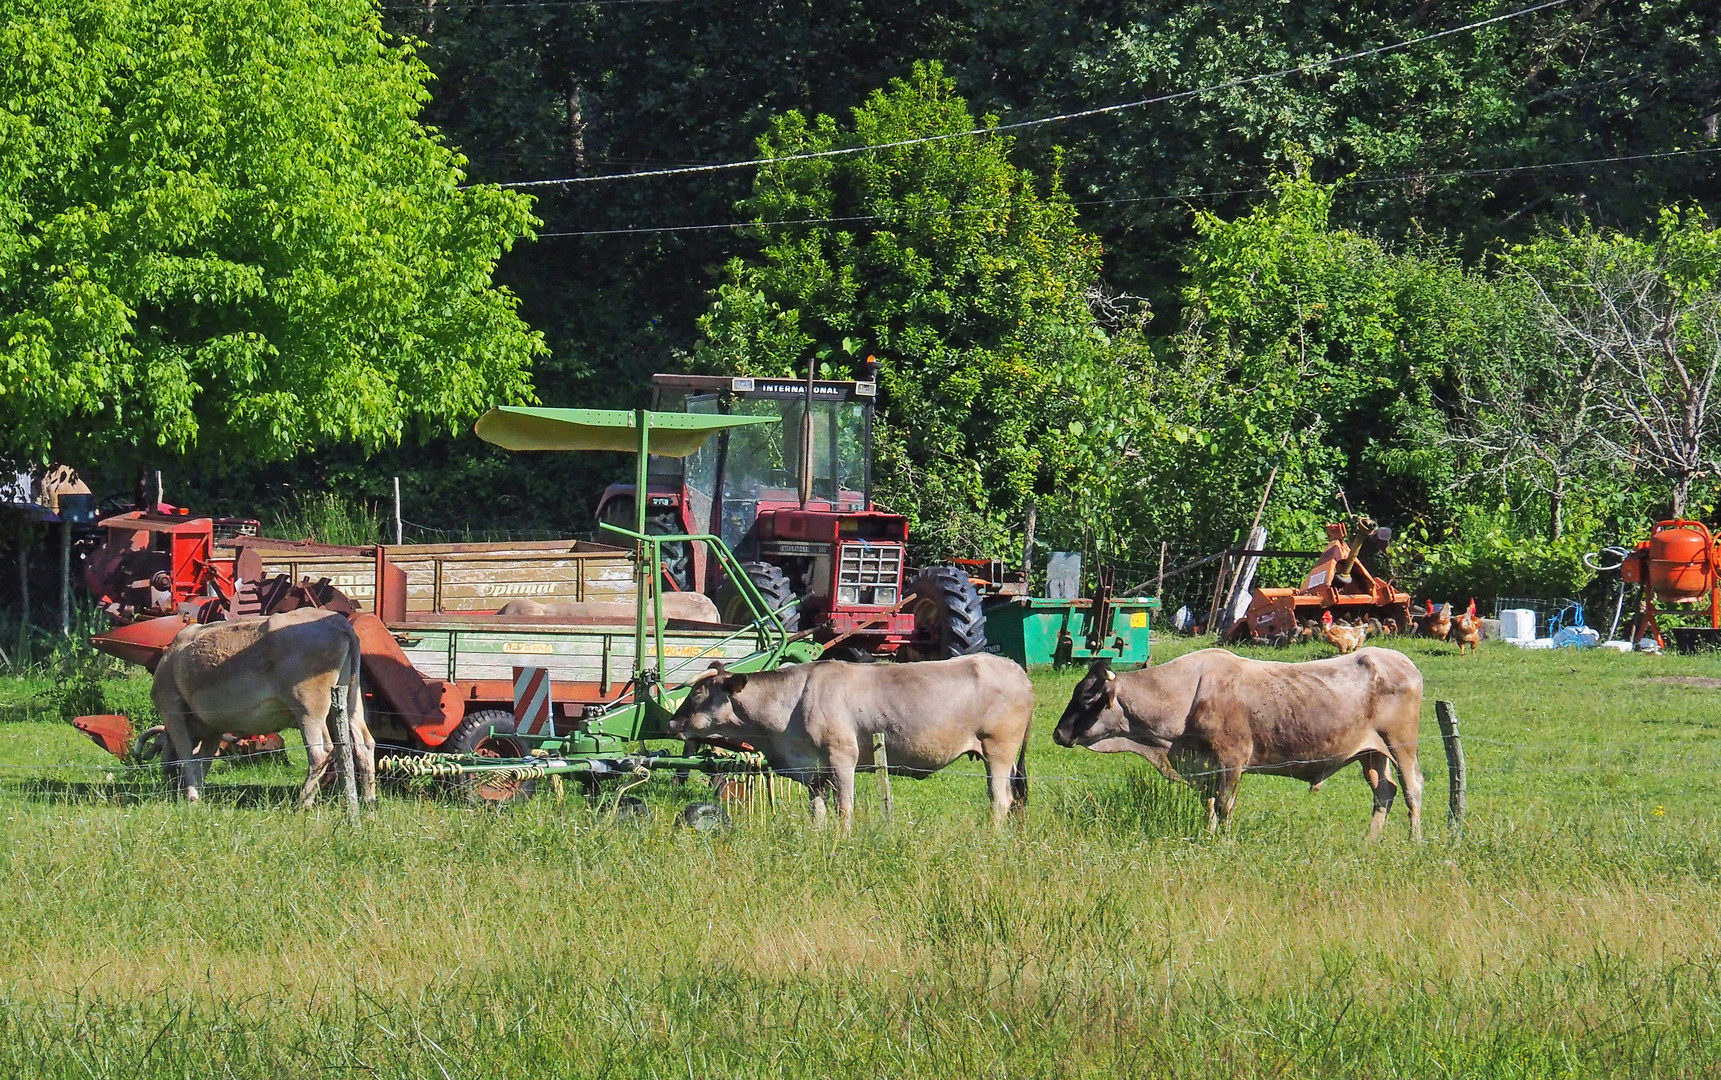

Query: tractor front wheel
440;710;538;807
910;565;988;660
720;561;800;632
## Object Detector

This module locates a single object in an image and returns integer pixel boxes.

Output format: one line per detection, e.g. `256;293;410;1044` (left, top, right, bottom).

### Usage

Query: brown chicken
1453;611;1482;655
1422;602;1452;641
1320;612;1368;654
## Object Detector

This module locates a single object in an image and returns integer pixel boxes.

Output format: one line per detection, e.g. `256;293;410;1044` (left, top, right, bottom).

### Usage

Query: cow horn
1104;668;1116;683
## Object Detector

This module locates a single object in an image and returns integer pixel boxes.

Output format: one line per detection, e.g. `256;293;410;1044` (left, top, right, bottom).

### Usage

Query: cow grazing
1053;648;1423;839
151;608;375;807
668;654;1035;830
497;593;721;623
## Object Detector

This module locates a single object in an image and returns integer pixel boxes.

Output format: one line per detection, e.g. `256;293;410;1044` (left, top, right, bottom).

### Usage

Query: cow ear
722;672;749;694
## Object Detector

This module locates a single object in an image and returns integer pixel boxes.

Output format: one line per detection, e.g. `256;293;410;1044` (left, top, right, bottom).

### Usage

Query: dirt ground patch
1648;676;1721;689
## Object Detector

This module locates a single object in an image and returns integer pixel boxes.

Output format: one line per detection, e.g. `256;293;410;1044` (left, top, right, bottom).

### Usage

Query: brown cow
496;593;722;623
1053;649;1423;839
667;654;1034;830
151;608;375;807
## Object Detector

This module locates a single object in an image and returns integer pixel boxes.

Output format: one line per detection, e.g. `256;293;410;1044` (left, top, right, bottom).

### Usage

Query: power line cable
530;144;1721;238
492;0;1573;189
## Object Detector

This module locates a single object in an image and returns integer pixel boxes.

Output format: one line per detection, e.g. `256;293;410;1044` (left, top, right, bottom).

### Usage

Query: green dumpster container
983;596;1158;668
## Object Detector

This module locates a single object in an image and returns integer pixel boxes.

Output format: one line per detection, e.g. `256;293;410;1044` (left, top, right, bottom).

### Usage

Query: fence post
871;732;892;823
1435;700;1466;834
330;686;360;826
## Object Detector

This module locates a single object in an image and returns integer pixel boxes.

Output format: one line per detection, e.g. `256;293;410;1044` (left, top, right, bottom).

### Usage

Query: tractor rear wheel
440;710;538;807
910;565;988;659
720;561;800;632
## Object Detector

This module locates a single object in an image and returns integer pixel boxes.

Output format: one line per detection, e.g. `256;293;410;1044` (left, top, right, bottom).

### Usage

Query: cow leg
1359;750;1398;840
1212;765;1242;829
806;775;830;828
983;744;1016;827
1388;742;1424;841
352;713;378;805
832;757;858;836
299;718;333;809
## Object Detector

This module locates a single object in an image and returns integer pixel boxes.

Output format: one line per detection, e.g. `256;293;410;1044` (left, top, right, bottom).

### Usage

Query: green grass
2;637;1721;1077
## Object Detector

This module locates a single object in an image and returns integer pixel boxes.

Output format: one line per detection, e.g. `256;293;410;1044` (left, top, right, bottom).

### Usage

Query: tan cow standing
1054;648;1423;839
669;654;1035;831
151;608;375;807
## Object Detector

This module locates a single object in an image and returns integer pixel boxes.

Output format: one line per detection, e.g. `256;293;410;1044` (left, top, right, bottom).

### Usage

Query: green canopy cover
475;406;777;458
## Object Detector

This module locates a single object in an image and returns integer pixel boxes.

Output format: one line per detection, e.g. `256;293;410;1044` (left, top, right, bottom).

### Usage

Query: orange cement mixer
1623;519;1720;649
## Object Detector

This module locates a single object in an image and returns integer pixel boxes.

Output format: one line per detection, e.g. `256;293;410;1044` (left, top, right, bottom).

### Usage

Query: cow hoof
677;801;729;833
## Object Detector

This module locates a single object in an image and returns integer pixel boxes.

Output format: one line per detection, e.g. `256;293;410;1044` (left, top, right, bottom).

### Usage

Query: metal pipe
633;409;651;702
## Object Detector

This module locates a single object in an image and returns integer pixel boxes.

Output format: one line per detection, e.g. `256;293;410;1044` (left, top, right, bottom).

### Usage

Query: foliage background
3;0;1719;605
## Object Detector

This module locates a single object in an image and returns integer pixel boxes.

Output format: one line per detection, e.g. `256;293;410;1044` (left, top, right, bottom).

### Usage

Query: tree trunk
1671;473;1691;519
1549;478;1565;542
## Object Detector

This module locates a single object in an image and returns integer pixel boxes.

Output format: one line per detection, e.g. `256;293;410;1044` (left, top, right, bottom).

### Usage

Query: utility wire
531;144;1721;238
494;0;1573;189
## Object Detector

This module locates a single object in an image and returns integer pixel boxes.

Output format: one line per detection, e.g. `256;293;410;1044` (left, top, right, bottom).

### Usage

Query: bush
1398;511;1599;608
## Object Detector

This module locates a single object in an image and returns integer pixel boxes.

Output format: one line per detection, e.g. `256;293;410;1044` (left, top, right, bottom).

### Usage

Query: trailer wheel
910;565;988;659
441;710;538;806
720;561;800;632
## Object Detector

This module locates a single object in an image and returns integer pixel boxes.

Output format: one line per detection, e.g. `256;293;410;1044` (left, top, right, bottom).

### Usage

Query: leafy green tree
1506;206;1721;518
693;62;1107;555
0;0;543;474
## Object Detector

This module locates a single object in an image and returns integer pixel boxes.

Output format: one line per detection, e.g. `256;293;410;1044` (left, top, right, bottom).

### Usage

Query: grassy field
2;637;1720;1078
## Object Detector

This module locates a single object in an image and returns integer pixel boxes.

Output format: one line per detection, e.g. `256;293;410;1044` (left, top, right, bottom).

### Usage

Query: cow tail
1010;736;1029;808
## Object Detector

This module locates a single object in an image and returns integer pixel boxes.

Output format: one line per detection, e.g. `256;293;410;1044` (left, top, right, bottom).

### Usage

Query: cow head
1053;659;1124;747
667;663;750;738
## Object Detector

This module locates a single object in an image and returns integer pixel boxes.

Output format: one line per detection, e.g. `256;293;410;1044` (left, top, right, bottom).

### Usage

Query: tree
692;62;1108;555
1510;207;1721;518
0;0;543;474
1439;274;1624;541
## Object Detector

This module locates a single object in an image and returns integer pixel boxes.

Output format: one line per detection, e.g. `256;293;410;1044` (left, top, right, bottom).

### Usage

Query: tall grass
259;491;383;546
1;639;1720;1076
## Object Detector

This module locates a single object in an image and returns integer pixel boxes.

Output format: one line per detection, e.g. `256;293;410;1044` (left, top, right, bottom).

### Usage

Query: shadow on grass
6;777;300;809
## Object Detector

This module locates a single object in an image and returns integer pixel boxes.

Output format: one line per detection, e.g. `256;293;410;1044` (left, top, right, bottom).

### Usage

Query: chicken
1320;611;1368;654
1382;618;1400;636
1454;608;1483;655
1422;602;1452;641
1364;616;1385;638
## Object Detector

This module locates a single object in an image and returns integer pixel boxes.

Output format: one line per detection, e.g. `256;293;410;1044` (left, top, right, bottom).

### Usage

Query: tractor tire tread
914;565;988;659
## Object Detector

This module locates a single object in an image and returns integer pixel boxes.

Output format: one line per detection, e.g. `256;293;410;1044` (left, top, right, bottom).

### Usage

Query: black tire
440;710;538;806
828;644;876;663
720;561;800;632
910;565;988;660
678;801;730;832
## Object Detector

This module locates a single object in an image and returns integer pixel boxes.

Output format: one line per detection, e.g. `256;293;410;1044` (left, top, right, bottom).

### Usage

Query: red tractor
596;370;986;660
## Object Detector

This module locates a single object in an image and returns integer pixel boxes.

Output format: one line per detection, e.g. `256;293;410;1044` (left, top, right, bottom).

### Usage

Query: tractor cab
598;372;980;660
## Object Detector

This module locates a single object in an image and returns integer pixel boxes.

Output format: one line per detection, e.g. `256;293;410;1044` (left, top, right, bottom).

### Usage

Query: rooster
1320;610;1368;654
1454;599;1482;655
1422;602;1452;641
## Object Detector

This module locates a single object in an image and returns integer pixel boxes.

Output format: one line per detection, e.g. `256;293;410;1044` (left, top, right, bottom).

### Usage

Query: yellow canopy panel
474;407;778;458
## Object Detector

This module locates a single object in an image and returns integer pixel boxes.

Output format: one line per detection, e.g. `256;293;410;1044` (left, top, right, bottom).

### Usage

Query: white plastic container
1499;608;1537;643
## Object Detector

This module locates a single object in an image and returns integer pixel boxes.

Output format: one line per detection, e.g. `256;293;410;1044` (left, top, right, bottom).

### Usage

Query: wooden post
154;470;164;510
330;687;360;826
1021;500;1037;578
1205;551;1231;635
60;516;72;637
1155;541;1168;600
1435;700;1466;833
392;476;404;546
871;732;892;822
